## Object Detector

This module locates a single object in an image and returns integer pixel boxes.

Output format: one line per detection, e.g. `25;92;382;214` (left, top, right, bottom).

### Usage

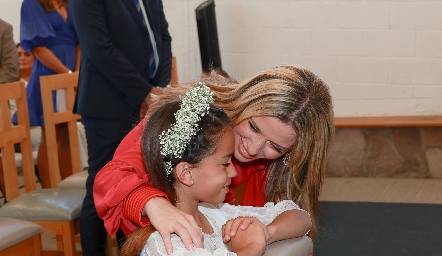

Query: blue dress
13;0;77;126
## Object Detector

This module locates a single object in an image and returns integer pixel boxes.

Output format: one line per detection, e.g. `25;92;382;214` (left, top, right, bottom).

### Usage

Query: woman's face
17;46;34;71
233;116;296;162
193;127;237;204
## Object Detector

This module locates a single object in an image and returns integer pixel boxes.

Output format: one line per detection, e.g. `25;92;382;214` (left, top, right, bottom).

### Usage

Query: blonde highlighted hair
148;65;334;236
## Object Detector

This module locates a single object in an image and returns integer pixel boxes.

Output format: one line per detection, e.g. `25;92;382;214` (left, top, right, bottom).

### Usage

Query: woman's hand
143;197;203;254
225;218;267;256
33;46;71;74
222;216;270;243
140;86;164;116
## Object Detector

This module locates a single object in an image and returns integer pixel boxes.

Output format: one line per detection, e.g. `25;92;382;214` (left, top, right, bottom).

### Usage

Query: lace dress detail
140;200;305;255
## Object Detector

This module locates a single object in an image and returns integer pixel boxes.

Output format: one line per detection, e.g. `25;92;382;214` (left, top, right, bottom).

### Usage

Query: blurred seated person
17;43;34;84
9;44;41;154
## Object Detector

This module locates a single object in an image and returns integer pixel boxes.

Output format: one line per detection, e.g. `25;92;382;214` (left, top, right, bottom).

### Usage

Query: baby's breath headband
159;82;214;175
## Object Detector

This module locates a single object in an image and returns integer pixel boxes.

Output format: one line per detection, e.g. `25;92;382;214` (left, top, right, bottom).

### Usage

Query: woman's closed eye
271;143;283;153
248;120;258;132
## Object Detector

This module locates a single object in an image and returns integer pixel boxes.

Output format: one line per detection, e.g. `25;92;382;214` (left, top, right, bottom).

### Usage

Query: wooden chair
0;81;85;256
39;72;87;189
40;73;118;255
0;217;42;256
170;56;178;85
0;81;37;202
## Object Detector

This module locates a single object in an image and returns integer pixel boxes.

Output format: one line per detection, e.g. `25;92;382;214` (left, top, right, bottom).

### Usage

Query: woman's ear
175;162;193;187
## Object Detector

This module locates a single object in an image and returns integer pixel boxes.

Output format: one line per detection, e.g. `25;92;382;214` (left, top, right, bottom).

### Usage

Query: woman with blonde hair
119;84;310;255
94;65;334;253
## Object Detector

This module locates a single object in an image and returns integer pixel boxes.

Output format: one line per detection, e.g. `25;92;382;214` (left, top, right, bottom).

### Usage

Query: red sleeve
122;184;169;236
93;118;169;236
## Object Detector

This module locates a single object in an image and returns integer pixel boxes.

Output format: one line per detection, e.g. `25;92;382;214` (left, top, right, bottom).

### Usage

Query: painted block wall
2;0;441;117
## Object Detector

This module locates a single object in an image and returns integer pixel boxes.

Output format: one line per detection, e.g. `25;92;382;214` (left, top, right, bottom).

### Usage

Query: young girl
120;84;311;255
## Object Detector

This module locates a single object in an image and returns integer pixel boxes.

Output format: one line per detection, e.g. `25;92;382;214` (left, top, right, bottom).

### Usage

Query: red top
94;117;269;236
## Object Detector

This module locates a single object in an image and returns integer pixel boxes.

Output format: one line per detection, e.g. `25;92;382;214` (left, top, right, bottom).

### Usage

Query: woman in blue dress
15;0;80;187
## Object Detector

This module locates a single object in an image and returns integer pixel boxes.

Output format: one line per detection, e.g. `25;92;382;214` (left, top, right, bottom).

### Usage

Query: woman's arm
221;200;312;244
265;208;311;244
33;46;70;73
75;44;80;71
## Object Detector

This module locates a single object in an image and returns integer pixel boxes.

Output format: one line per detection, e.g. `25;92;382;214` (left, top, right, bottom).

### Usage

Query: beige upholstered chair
0;81;85;256
265;236;313;256
0;217;43;256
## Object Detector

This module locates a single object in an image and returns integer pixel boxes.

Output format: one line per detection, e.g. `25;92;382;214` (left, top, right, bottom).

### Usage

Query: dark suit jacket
69;0;172;119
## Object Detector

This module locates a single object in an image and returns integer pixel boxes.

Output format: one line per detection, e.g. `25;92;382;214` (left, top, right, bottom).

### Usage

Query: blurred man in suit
0;18;19;84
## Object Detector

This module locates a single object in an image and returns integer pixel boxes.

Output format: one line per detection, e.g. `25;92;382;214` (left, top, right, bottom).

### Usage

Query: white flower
159;82;214;175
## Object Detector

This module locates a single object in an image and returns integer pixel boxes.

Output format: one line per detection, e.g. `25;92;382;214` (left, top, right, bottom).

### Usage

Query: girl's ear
175;162;193;187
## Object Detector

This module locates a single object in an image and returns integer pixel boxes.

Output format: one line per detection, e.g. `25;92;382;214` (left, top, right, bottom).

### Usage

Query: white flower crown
159;82;214;175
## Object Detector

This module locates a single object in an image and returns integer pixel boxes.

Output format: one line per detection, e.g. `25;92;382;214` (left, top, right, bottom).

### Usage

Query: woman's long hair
38;0;68;12
148;66;334;236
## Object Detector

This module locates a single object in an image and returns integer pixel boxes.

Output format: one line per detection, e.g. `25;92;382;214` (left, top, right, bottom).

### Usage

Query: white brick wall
2;0;441;116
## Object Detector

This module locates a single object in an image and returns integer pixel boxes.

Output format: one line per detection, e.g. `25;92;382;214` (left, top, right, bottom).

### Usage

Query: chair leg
34;233;43;256
55;235;63;250
61;222;77;256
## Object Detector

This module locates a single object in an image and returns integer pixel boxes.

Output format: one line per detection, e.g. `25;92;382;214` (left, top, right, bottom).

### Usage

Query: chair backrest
170;56;178;85
0;81;37;201
39;72;82;188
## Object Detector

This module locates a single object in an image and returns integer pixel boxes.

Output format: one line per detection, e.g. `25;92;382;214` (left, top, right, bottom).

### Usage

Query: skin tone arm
143;197;203;253
227;220;267;256
33;46;71;73
266;209;312;243
75;44;80;71
140;86;164;117
222;209;312;244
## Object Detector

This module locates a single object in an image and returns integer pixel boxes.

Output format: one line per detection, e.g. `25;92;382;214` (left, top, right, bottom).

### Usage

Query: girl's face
193;127;237;204
17;46;34;70
233;116;296;162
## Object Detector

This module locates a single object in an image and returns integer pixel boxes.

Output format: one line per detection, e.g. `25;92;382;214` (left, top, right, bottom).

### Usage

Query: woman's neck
20;69;31;82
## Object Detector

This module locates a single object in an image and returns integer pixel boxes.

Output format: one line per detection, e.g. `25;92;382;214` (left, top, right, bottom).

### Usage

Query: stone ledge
320;177;442;204
327;127;442;178
335;115;442;128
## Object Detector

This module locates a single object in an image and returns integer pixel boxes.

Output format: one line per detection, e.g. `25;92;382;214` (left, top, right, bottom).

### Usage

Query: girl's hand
144;197;203;254
222;216;270;243
226;219;267;256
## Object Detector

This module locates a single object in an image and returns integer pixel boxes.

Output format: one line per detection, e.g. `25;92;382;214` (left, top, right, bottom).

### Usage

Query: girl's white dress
141;200;305;255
